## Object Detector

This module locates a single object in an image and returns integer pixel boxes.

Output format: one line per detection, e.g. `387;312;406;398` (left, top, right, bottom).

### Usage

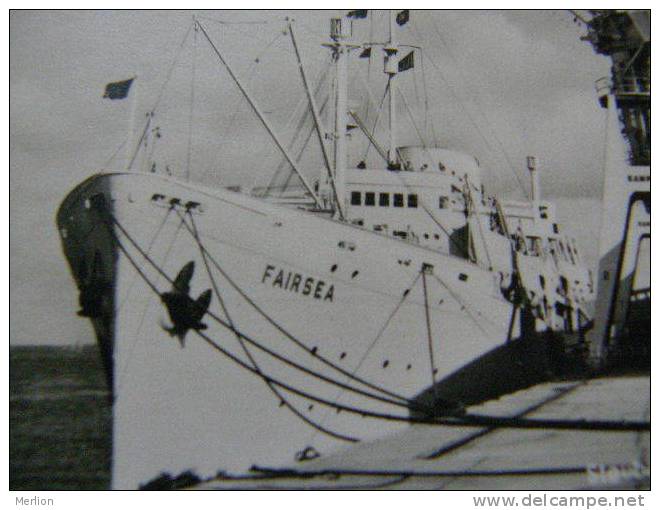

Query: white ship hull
57;172;523;488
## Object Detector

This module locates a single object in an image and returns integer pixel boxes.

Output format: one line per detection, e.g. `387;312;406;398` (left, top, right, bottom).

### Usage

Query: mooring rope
173;211;413;404
98;201;650;434
186;209;362;442
177;209;416;410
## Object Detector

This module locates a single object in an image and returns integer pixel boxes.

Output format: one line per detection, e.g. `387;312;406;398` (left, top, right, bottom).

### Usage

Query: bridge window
408;194;418;208
393;193;404;207
439;196;449;209
351;191;361;206
364;192;375;206
379;192;390;207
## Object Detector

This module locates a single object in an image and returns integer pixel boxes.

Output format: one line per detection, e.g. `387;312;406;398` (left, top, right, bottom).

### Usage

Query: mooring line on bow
105;212;358;442
183;208;360;443
191;324;651;433
101;207;424;441
110;209;413;411
116;208;173;313
99;204;650;434
430;271;491;337
116;209;184;393
173;212;413;405
305;270;424;446
177;210;419;409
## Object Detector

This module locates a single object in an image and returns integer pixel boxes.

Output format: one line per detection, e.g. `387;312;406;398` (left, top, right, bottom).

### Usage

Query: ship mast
289;19;344;219
330;18;349;214
385;10;399;169
527;156;539;223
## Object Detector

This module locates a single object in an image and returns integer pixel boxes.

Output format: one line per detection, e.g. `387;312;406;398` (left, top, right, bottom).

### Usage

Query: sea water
10;345;111;490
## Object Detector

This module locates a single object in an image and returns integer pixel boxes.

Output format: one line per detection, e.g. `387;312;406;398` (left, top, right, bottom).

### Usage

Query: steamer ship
56;11;595;488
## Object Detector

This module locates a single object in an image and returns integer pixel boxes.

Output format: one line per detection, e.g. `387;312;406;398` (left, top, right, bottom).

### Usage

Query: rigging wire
116;211;185;394
100;204;650;433
189;326;652;433
410;22;529;199
116;207;174;314
173;212;413;404
196;20;323;207
104;207;651;432
106;223;399;441
181;216;408;408
421;269;438;390
265;58;332;196
277;95;329;195
126;22;195;172
306;271;423;445
397;87;429;148
200;28;287;184
419;49;439;144
354;61;399;165
184;209;358;443
100;137;128;171
430;271;491;337
361;79;390;163
185;21;198;182
429;20;530;199
106;204;414;409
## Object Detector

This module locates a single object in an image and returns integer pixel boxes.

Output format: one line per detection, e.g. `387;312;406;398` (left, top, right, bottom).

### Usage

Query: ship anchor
160;261;212;347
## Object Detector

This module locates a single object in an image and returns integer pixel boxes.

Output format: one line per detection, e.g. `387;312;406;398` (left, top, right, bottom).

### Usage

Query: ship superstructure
57;11;594;488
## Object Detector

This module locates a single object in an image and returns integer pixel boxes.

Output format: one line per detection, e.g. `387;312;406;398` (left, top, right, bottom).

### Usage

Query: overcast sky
10;10;611;345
